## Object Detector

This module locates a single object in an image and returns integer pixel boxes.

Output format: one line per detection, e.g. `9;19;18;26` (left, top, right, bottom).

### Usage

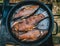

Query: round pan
6;1;54;46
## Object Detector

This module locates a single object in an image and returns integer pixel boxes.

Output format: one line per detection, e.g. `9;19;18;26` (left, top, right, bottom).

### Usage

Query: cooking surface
9;5;50;42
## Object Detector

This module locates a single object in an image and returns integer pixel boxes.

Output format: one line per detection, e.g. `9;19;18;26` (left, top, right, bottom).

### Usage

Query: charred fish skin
12;14;45;32
18;29;48;41
26;14;45;25
14;5;39;18
12;28;48;41
18;29;41;41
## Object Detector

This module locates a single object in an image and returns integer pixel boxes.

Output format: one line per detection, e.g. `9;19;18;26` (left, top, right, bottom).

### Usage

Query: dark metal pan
6;1;54;46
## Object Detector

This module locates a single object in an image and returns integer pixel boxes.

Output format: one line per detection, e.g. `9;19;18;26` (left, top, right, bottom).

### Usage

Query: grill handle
52;21;58;35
